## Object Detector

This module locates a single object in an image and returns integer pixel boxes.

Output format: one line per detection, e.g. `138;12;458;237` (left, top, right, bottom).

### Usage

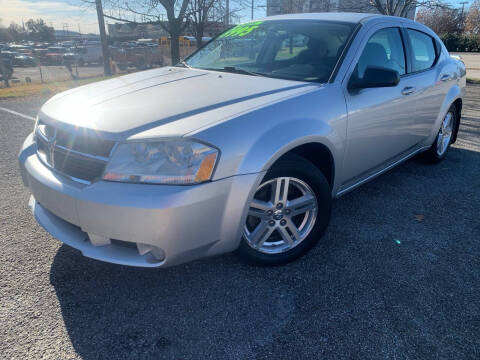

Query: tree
188;0;229;48
338;0;448;18
102;0;190;65
372;0;449;17
416;7;463;34
25;19;55;42
7;23;24;42
465;0;480;35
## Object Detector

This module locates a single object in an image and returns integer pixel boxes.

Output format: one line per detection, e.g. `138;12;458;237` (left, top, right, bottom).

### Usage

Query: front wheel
237;155;332;266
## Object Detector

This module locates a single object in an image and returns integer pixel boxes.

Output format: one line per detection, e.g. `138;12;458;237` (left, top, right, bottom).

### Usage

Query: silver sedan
18;13;466;267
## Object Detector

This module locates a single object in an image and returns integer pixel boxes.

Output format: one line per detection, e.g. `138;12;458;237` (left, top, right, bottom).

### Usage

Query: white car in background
63;45;103;66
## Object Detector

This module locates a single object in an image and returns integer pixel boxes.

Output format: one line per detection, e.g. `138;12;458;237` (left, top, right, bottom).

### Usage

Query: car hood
39;67;318;139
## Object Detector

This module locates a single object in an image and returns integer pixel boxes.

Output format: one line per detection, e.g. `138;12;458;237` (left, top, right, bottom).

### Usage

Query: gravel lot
0;85;479;360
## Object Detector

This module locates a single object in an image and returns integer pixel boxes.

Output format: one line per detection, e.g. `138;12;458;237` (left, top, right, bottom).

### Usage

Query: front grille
36;120;115;183
55;128;114;157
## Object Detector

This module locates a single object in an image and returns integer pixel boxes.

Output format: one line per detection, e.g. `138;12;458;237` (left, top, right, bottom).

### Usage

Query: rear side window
407;29;436;72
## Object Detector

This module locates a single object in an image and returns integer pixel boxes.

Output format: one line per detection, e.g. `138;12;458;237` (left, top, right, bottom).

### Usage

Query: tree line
416;0;480;51
0;19;55;43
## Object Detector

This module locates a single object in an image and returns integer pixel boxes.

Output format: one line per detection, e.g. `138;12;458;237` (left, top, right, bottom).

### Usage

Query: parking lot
0;85;479;359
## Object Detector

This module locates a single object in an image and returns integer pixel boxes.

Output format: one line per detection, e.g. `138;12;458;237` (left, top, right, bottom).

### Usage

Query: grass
467;77;480;84
0;75;116;100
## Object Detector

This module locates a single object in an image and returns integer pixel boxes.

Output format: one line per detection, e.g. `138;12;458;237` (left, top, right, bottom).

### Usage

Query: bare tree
416;7;463;34
465;0;480;35
371;0;449;17
85;0;190;64
188;0;217;48
337;0;448;18
187;0;243;48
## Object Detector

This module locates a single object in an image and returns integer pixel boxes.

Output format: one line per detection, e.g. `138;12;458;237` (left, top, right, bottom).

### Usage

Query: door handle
440;74;450;82
401;86;416;95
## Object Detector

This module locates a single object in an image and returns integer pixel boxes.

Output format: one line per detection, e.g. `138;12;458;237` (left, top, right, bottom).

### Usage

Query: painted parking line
0;106;36;121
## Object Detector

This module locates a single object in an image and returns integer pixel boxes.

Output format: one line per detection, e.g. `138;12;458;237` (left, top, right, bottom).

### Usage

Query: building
54;30;100;42
266;0;416;19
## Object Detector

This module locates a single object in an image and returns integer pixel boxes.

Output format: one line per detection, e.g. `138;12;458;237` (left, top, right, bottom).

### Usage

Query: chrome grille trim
35;120;115;184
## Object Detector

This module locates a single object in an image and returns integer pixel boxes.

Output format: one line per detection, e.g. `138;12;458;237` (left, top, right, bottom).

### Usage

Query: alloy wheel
243;177;318;254
436;111;454;156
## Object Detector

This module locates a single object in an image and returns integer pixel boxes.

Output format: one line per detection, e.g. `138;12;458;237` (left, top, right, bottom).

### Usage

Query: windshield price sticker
219;21;264;38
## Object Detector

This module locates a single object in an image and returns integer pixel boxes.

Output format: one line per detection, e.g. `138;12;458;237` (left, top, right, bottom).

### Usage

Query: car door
341;25;417;187
401;27;447;142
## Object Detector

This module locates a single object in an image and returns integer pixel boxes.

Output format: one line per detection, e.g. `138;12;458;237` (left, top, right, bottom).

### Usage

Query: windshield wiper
176;60;192;69
197;66;262;77
221;66;261;76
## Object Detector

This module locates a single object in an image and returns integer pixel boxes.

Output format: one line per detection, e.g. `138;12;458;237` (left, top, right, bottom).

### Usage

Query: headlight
102;140;219;185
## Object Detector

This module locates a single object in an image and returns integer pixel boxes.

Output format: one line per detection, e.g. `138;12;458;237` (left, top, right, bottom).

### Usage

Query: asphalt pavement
0;86;479;360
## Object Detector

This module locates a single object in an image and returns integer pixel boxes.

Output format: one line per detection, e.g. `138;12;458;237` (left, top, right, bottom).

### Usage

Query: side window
275;34;309;61
356;27;406;79
407;29;436;72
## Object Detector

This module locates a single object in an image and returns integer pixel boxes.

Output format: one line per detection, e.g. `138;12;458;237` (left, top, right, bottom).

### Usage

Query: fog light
137;243;165;261
88;233;111;246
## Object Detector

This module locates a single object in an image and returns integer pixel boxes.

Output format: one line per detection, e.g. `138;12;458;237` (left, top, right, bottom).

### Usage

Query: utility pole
460;1;469;18
225;0;230;26
251;0;254;20
95;0;112;76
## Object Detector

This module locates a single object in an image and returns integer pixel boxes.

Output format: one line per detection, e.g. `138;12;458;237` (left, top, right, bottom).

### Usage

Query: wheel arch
270;142;335;189
432;84;463;145
451;97;462;144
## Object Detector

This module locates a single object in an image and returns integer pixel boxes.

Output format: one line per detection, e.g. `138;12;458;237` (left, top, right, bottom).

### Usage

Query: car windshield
184;20;355;83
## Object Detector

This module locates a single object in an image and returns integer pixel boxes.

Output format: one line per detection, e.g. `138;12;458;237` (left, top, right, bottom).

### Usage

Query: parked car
13;53;37;67
19;13;466;268
44;46;68;65
111;46;162;70
63;45;103;66
0;52;14;82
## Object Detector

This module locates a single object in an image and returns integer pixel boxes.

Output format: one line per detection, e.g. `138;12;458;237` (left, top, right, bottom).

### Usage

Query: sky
0;0;473;35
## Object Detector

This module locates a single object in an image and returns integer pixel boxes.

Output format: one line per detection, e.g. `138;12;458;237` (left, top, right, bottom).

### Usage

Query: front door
342;26;417;187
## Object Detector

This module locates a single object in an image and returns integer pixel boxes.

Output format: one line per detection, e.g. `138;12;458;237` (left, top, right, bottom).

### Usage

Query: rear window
407;29;436;72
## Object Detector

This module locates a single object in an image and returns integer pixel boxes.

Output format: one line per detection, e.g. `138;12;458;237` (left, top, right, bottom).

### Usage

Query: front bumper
19;133;261;267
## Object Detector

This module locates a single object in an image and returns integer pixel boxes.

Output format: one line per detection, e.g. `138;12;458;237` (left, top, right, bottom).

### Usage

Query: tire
237;154;332;266
420;104;457;163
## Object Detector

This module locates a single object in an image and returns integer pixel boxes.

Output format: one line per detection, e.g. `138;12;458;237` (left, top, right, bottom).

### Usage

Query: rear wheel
237;155;332;265
420;104;457;163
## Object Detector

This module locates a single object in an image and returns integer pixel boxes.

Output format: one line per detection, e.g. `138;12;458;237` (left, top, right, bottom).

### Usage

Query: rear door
401;26;447;142
341;24;417;186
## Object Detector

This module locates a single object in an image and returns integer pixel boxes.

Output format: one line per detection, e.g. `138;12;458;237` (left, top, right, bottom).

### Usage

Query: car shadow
49;144;480;360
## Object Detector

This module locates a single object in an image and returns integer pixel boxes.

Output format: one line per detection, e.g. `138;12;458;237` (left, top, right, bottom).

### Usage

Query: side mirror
349;66;400;90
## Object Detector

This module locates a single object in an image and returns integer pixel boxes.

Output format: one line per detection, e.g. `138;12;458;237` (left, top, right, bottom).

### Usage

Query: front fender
193;85;348;189
239;118;338;175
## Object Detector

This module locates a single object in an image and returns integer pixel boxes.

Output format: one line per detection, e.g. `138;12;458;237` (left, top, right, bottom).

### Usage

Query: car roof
260;12;407;24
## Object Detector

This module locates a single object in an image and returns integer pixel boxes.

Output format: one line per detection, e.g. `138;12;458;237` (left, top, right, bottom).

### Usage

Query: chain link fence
1;43;197;88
